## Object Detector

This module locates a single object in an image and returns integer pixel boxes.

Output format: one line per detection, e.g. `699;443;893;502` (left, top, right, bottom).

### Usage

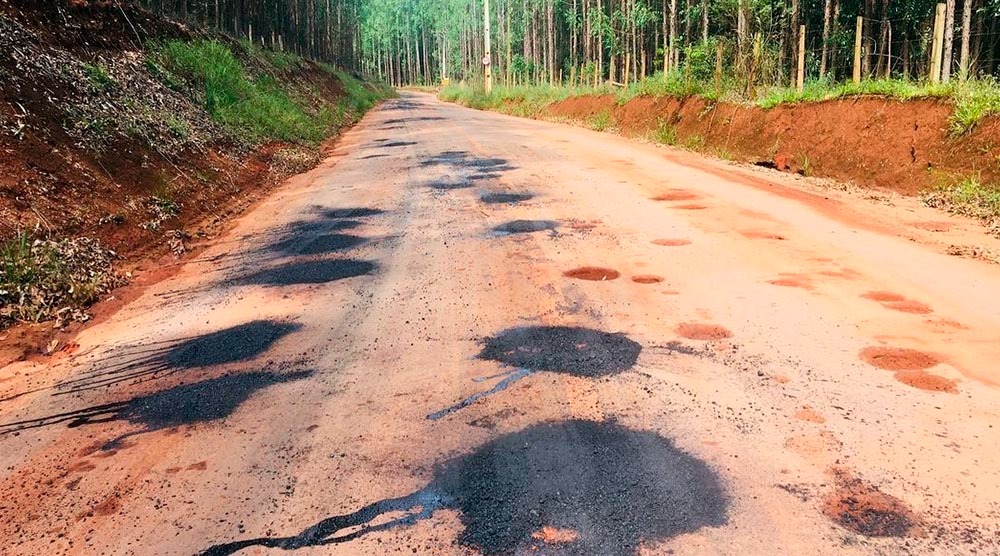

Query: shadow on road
199;419;727;556
0;370;314;450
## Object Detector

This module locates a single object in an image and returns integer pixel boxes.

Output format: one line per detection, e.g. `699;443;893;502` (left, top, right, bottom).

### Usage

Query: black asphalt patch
314;207;385;219
199;419;727;556
429;177;474;190
492;220;559;235
271;233;367;255
236;259;376;286
480;192;533;204
377;141;416;148
478;326;641;378
49;321;300;394
0;371;313;450
433;419;728;555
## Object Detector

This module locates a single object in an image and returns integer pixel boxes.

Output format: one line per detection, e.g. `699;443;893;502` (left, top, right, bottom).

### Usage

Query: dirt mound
545;95;1000;196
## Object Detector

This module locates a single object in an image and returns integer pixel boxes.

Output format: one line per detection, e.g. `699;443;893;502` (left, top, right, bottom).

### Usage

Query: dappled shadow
375;141;416;148
421;150;516;183
0;370;313;450
270;233;368;256
312;206;386;219
429;326;641;419
200;419;726;556
382;116;446;125
358;153;388;160
233;259;376;287
480;192;533;204
0;321;301;400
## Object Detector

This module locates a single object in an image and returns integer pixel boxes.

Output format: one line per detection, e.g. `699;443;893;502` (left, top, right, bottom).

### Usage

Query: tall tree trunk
701;0;708;44
942;0;955;82
959;0;973;78
820;0;831;77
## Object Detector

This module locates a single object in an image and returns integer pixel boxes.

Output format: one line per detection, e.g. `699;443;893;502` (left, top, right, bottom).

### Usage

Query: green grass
440;76;1000;134
82;62;114;90
589;109;613;131
650;118;678;145
923;174;1000;236
151;40;328;144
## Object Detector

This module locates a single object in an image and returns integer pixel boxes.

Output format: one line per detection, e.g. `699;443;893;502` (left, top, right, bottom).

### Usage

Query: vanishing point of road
2;92;1000;555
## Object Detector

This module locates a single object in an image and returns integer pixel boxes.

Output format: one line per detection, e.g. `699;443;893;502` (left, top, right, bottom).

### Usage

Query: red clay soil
545;94;1000;195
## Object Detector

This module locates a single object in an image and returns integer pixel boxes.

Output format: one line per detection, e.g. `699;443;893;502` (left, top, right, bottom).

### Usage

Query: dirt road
3;92;1000;555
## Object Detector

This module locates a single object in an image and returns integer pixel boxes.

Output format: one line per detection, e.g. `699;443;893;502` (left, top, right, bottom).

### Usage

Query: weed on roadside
923;174;1000;236
590;109;613;131
1;233;126;327
651;118;678;145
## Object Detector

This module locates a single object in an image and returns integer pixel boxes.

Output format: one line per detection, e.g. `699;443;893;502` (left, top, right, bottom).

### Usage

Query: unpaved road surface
3;92;1000;555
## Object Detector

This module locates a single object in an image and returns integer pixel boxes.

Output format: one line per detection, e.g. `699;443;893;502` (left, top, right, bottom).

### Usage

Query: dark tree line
136;0;363;69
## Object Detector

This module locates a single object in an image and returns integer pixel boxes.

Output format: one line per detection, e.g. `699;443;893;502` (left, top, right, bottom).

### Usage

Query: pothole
672;204;708;210
859;347;939;370
740;230;787;240
883;300;933;314
652;190;700;202
893;370;958;393
631;275;664;284
861;291;907;303
675;323;732;341
823;472;920;538
652;238;691;246
478;326;641;378
564;267;620;281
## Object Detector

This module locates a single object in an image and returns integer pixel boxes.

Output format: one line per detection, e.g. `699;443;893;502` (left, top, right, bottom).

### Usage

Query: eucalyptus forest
140;0;1000;91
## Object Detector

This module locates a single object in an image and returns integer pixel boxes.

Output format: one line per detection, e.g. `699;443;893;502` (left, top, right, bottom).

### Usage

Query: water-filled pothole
563;267;620;281
631;275;664;284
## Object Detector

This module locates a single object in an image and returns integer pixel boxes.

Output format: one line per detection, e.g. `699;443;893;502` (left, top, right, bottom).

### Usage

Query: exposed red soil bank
544;95;1000;195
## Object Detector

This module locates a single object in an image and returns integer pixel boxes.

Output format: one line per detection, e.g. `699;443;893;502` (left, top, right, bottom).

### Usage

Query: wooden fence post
930;3;946;83
853;16;863;84
797;25;806;92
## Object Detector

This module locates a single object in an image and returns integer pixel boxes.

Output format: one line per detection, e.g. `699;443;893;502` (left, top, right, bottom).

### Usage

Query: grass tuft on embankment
150;40;387;145
441;75;1000;134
